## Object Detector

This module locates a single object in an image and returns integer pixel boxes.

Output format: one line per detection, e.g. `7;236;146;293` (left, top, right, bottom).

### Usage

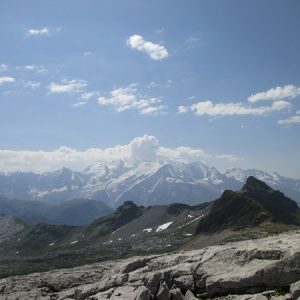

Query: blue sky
0;0;299;177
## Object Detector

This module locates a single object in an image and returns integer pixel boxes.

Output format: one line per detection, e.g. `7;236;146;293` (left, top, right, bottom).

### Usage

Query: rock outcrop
1;231;300;299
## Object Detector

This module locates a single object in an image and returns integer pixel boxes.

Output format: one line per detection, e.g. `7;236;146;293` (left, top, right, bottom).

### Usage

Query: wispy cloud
0;64;9;72
48;79;87;94
26;27;49;37
72;92;99;107
98;84;166;115
187;35;201;43
215;154;241;162
155;28;165;35
0;76;15;85
23;80;40;90
179;100;291;117
248;84;300;103
278;110;300;125
83;51;92;56
177;105;189;114
192;100;290;116
127;34;169;60
25;27;61;37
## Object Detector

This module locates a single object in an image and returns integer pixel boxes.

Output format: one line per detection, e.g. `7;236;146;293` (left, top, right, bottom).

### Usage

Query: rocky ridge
1;230;300;299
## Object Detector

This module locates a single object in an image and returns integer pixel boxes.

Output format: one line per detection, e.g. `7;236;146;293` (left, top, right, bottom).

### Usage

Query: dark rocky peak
241;176;299;225
116;201;139;213
242;176;274;193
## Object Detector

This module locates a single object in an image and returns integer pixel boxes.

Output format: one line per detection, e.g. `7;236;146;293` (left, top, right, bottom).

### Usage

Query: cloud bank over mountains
0;135;239;173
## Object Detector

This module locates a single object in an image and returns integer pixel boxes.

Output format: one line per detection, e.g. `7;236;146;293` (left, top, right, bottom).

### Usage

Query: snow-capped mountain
0;161;299;207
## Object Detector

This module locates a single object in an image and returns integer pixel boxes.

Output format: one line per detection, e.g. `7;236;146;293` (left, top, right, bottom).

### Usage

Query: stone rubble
1;231;300;299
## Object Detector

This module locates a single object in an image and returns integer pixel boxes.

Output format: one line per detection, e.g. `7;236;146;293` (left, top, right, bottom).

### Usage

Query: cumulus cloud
188;100;291;116
130;135;159;160
48;79;87;94
26;27;49;37
248;84;300;103
0;135;240;173
278;110;300;125
127;34;169;60
0;76;15;85
97;84;166;115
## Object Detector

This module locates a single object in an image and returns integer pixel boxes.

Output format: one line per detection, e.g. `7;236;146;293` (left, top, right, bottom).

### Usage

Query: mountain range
0;176;299;279
0;160;299;208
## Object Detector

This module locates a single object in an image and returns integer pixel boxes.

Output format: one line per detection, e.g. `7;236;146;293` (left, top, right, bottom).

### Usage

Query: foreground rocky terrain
1;230;300;299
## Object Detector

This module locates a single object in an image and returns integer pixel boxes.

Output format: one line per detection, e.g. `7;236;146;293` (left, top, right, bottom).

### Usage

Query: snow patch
156;222;173;232
143;228;153;233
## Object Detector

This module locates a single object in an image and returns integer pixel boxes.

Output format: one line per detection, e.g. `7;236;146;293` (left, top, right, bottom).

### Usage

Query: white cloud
130;135;159;160
278;110;300;125
24;65;35;70
166;79;173;87
0;135;239;173
188;100;291;116
215;154;240;162
0;76;15;85
127;34;169;60
177;106;189;114
24;65;47;73
97;84;166;115
72;101;87;108
140;105;166;115
248;84;300;103
26;27;49;37
0;64;9;71
48;79;87;94
158;146;208;162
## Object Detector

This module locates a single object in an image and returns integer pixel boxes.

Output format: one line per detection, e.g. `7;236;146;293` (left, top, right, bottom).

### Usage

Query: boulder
290;280;300;299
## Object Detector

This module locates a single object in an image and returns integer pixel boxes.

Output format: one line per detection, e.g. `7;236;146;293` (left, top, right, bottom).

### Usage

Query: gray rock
133;286;151;300
184;290;197;299
144;273;160;295
170;287;185;300
120;258;148;274
157;284;170;300
270;294;292;300
291;280;300;299
1;231;300;299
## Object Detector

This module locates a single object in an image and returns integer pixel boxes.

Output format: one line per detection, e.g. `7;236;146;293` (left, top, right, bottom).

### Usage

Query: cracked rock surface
1;231;300;299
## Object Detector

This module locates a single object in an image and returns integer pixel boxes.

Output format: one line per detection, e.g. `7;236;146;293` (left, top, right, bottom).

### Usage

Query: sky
0;0;299;178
